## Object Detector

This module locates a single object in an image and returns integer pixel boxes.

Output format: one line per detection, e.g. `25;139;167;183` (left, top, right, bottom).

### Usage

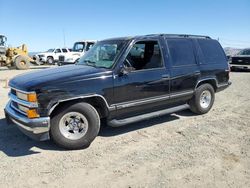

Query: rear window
167;38;196;66
198;39;226;64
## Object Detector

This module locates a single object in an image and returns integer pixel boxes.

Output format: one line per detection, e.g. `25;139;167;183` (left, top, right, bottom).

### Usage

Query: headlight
16;91;37;102
27;109;40;118
17;104;40;118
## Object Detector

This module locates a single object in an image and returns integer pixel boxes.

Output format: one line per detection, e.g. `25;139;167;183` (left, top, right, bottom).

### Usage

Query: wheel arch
195;78;218;92
47;56;54;60
49;95;112;119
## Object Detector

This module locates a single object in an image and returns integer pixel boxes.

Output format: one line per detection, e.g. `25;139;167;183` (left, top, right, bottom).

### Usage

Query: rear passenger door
166;38;200;99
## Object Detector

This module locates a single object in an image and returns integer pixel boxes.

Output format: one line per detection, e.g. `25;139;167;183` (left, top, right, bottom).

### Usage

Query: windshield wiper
82;60;108;69
84;60;97;67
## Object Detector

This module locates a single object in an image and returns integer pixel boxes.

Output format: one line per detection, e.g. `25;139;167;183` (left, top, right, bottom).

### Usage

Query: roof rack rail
164;34;211;39
145;34;211;39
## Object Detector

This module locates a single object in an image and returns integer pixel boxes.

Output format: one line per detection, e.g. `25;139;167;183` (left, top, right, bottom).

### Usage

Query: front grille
11;88;16;95
59;56;65;62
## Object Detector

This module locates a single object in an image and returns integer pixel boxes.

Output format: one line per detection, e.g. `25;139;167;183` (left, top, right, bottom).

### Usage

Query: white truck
33;48;71;65
58;40;96;65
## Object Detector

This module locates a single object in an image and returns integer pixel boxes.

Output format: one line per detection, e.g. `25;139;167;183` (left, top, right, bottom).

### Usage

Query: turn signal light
27;93;37;102
27;109;40;119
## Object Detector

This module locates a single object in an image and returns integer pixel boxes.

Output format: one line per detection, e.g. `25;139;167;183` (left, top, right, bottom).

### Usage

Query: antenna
63;29;66;47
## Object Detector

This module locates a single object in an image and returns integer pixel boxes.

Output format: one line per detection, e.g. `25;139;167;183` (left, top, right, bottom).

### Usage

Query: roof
75;40;97;43
101;36;132;41
100;34;211;42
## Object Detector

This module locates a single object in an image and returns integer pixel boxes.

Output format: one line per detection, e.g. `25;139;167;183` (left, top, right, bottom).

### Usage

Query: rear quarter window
167;38;196;66
198;39;226;64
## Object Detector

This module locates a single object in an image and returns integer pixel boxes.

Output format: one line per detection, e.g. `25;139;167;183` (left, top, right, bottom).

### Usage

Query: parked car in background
5;34;231;149
229;48;250;70
33;48;71;65
58;40;96;65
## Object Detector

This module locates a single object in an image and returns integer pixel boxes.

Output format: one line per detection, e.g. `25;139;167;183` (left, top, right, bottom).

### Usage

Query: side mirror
119;67;129;76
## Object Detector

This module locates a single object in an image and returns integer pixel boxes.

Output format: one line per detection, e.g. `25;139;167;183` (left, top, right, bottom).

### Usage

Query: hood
9;65;112;91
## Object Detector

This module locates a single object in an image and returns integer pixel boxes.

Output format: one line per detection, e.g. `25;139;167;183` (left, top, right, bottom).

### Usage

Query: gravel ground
0;67;250;188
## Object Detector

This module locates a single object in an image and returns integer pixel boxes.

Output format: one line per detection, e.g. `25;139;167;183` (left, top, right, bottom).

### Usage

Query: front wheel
189;84;215;114
47;57;54;64
15;55;30;70
50;102;100;150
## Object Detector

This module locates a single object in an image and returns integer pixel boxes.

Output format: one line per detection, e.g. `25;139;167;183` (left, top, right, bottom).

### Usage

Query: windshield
73;42;85;52
237;49;250;55
47;49;55;52
77;40;128;69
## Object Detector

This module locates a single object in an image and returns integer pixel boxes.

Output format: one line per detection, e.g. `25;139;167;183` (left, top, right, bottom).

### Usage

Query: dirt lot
0;67;249;188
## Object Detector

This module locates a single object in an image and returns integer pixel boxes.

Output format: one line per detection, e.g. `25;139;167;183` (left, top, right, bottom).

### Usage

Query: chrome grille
59;56;65;62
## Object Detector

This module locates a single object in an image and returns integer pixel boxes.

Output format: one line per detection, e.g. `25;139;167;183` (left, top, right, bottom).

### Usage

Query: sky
0;0;250;52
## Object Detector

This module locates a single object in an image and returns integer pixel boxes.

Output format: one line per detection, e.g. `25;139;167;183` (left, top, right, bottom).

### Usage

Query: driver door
112;40;170;118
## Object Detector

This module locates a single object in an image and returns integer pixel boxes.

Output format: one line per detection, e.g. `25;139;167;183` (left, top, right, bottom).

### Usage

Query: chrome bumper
230;64;250;69
4;101;50;141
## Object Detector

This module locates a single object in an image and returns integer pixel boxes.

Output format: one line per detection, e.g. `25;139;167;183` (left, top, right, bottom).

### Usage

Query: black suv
229;48;250;70
5;34;231;149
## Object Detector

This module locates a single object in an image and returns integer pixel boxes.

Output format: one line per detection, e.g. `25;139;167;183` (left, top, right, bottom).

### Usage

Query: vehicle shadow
0;118;64;157
175;109;197;117
99;114;180;137
0;113;181;157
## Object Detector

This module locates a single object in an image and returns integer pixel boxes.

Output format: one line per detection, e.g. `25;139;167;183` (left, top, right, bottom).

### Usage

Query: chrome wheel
47;58;53;64
59;112;88;140
200;90;212;109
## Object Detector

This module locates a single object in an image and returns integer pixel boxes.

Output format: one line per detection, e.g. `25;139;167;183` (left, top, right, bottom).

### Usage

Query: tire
189;84;215;115
47;57;54;64
50;102;100;150
15;55;30;70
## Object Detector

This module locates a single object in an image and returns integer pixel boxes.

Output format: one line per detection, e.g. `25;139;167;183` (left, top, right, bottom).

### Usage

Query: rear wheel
189;84;215;114
15;55;30;70
50;102;100;150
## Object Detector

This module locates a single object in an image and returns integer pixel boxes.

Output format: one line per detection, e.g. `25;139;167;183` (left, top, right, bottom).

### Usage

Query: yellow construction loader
0;34;34;70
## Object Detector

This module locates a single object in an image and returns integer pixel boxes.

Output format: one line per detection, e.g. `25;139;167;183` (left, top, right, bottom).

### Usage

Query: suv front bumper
4;101;50;141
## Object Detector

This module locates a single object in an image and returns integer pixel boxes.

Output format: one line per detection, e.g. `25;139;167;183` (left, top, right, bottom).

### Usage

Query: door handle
162;74;170;80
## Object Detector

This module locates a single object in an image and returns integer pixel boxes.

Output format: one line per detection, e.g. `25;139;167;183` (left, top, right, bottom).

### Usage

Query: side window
55;49;61;53
198;39;226;64
125;40;163;71
244;50;250;55
62;48;68;53
86;42;95;51
167;39;196;66
74;43;85;52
